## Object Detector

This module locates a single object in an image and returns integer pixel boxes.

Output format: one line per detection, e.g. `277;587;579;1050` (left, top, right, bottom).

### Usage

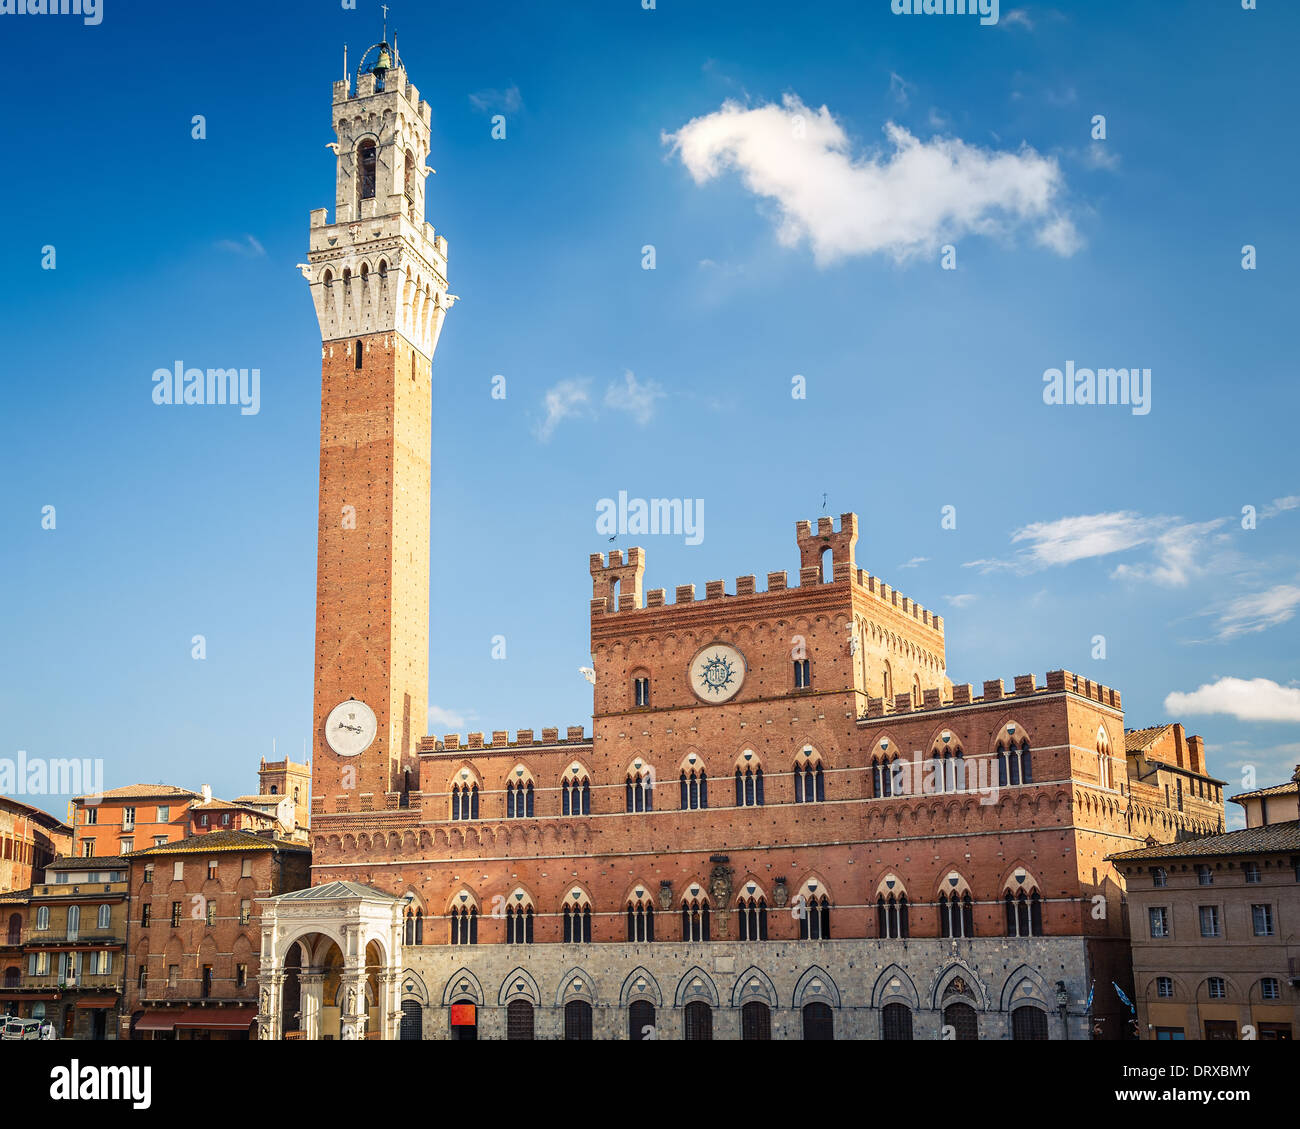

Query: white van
1;1017;42;1040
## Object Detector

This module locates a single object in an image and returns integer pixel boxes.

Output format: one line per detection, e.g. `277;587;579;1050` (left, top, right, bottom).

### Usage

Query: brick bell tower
305;40;454;814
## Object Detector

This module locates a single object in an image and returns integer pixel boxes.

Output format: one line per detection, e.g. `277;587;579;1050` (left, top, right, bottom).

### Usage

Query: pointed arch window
679;767;708;810
449;905;477;945
626;768;653;812
681;897;710;942
562;902;592;944
794;658;811;689
873;755;900;798
997;740;1033;787
798;889;831;940
939;891;975;938
625;894;655;942
736;895;768;941
794;758;825;803
735;765;764;807
505;779;534;818
562;773;591;816
450;782;479;821
877;893;909;938
357;138;377;205
403;907;424;945
505;903;534;944
1004;889;1044;937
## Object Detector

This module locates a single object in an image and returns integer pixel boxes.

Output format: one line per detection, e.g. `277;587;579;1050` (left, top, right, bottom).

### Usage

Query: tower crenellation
305;45;454;357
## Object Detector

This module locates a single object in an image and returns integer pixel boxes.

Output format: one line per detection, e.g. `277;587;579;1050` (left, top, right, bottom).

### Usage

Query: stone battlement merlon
588;512;942;636
332;66;432;128
417;726;592;755
857;669;1122;720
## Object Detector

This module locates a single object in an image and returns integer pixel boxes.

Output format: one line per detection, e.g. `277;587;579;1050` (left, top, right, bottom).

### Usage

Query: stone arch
674;966;720;1007
930;961;990;1010
440;968;485;1006
999;963;1051;1011
730;966;777;1008
792;965;841;1008
497;966;541;1006
400;969;429;1004
871;963;920;1008
554;967;597;1007
618;966;664;1007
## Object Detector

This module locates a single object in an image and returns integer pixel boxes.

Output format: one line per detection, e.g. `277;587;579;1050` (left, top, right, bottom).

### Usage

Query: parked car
1;1018;42;1041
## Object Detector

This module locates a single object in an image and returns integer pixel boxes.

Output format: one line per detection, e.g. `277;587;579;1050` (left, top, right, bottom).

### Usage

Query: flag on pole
1085;980;1095;1011
1113;981;1135;1014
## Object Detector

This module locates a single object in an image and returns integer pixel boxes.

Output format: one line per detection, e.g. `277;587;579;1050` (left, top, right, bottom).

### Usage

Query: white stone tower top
304;40;454;357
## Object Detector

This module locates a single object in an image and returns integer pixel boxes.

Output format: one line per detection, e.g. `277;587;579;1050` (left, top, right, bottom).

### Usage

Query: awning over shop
173;1006;257;1030
75;997;119;1009
133;1010;179;1032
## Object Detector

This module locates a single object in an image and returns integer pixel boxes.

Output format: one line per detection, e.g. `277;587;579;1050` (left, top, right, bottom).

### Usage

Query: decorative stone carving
658;880;673;911
773;877;789;908
709;861;734;937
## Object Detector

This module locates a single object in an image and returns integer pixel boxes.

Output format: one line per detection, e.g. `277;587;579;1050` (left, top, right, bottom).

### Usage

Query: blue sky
1;0;1296;827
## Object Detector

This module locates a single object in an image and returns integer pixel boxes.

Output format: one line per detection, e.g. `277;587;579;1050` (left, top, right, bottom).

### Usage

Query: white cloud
535;379;591;442
965;511;1226;587
898;556;930;569
428;705;475;731
1001;8;1035;29
1165;677;1300;724
604;370;665;425
469;85;522;113
1261;495;1300;519
664;95;1079;265
216;235;266;257
944;593;977;607
1009;511;1160;568
889;72;911;107
1112;518;1226;587
1212;584;1300;640
1082;142;1121;172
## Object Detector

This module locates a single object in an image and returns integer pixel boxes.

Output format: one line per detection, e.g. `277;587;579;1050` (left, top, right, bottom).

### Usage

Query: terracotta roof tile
1107;820;1300;862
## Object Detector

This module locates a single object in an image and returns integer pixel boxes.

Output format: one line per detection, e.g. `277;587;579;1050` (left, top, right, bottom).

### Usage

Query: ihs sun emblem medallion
700;652;736;695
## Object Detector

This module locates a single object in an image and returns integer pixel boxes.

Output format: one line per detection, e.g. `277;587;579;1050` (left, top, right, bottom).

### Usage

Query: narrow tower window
354;339;364;370
357;139;378;207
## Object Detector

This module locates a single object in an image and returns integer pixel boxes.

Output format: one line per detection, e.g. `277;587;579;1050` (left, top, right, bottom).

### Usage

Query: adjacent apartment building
1109;778;1299;1041
122;829;311;1039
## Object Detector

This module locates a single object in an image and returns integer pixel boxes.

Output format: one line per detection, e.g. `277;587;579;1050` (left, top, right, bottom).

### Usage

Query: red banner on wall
450;1003;476;1026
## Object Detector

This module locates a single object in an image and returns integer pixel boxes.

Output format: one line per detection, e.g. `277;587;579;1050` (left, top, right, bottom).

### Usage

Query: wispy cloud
664;94;1079;265
1261;495;1300;520
1165;677;1300;724
216;235;266;258
535;372;665;441
469;85;522;114
428;705;476;731
898;556;929;569
1001;9;1035;29
889;72;911;107
1112;518;1227;587
944;593;977;607
535;379;592;442
965;511;1227;587
1211;584;1300;640
604;371;665;425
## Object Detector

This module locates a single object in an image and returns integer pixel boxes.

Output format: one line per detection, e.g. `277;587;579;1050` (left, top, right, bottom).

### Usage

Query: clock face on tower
688;643;746;704
324;699;377;757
